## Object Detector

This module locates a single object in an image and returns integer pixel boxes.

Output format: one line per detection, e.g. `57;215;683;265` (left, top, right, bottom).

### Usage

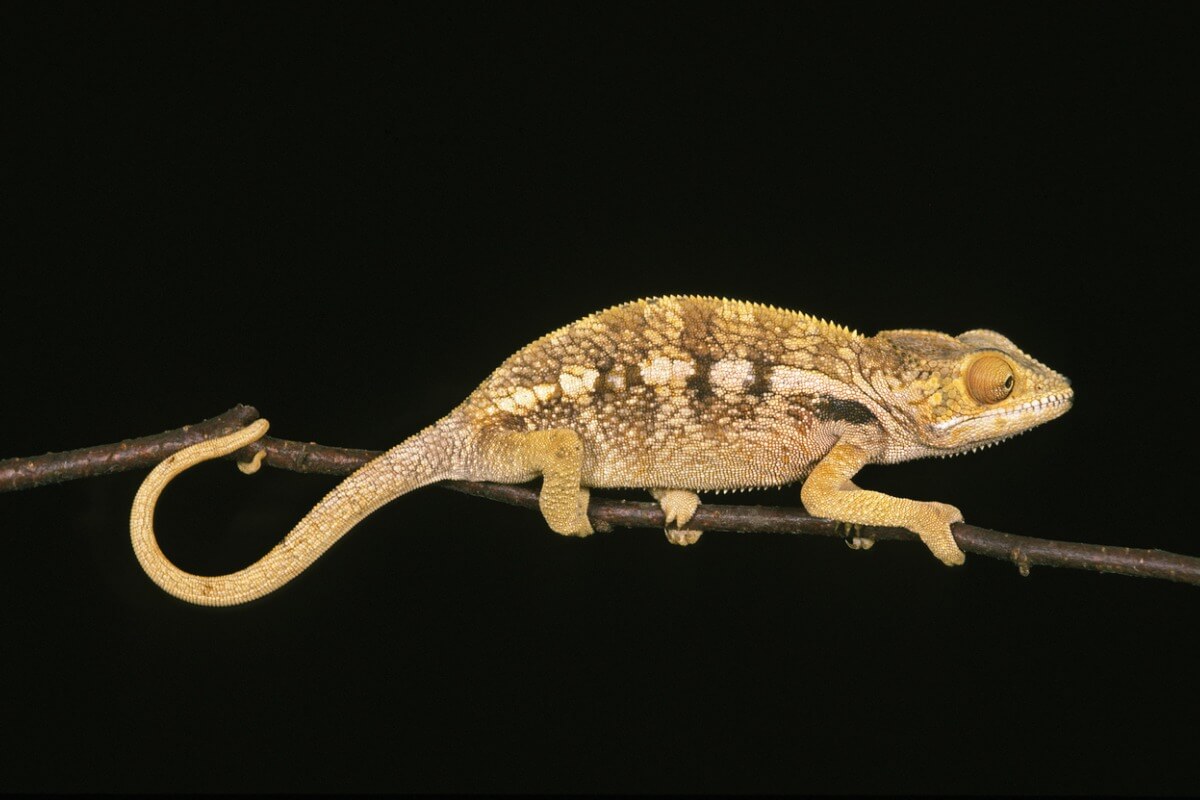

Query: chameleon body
130;296;1073;605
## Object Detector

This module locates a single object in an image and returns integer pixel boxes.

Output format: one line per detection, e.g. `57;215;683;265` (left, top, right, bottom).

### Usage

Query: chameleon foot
913;501;965;566
838;522;875;551
550;488;594;537
650;488;703;546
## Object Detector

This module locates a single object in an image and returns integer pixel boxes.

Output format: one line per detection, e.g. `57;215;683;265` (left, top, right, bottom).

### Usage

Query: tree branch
3;405;1196;586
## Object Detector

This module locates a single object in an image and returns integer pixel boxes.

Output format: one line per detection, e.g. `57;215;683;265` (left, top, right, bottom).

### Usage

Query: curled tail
130;418;461;606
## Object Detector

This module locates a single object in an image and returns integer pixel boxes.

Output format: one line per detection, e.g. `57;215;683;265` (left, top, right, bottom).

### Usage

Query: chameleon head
874;328;1073;457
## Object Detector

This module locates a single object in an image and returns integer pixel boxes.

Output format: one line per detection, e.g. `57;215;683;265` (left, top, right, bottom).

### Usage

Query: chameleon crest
130;296;1073;605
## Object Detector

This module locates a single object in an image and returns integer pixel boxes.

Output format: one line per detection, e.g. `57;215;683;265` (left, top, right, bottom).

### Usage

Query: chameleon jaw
973;388;1075;423
933;388;1073;433
926;387;1074;456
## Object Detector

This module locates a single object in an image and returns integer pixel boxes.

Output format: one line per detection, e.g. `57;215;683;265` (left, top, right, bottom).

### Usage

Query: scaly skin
131;296;1073;605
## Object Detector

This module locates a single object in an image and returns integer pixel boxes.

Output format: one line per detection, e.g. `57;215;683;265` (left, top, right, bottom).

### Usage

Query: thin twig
3;405;1197;586
0;405;261;490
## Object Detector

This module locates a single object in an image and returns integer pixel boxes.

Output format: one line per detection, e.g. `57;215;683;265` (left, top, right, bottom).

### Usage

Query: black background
2;3;1195;793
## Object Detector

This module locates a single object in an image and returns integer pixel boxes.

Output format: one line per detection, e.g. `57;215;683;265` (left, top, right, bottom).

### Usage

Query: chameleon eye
965;356;1015;404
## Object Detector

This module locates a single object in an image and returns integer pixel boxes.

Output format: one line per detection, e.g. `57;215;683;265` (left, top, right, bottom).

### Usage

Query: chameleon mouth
981;387;1074;422
936;387;1074;431
930;387;1074;455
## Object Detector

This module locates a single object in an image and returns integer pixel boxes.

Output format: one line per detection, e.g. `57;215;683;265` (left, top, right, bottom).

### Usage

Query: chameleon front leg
488;429;593;536
650;488;703;546
800;441;965;566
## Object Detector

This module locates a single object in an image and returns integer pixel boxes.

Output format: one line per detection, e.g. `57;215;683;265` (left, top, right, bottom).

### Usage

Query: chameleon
130;295;1073;605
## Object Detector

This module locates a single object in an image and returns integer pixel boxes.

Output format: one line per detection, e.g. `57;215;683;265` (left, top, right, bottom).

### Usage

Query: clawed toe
650;489;703;546
665;527;703;546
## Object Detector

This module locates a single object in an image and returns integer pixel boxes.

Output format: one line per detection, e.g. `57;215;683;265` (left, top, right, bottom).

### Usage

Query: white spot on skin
534;383;557;402
642;357;672;385
671;360;695;382
769;365;841;395
607;371;626;391
641;357;695;386
511;387;537;409
496;396;518;413
709;358;753;390
560;373;585;396
557;365;602;397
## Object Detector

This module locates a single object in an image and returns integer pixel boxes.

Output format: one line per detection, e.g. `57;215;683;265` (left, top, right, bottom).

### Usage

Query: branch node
1011;546;1032;577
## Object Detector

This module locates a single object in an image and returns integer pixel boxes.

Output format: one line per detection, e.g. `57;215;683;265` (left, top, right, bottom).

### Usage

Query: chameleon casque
131;296;1073;605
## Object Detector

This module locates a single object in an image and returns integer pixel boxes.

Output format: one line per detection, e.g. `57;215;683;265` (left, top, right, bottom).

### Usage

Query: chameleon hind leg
650;488;702;545
487;429;593;536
